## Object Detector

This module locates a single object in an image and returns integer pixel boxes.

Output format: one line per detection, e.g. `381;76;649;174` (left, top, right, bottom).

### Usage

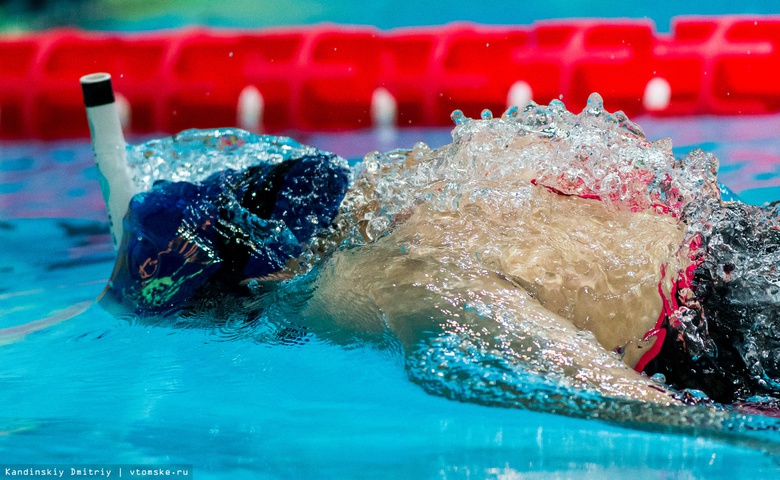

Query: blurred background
2;0;780;32
3;0;780;206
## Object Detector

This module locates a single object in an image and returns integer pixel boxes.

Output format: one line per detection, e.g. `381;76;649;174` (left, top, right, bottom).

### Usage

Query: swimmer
96;96;780;426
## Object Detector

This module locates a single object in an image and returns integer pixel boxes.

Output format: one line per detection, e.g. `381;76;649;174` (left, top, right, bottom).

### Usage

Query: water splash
330;95;719;252
125;128;322;192
315;94;779;407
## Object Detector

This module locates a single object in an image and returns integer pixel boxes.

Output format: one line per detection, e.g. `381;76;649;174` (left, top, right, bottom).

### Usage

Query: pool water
2;116;780;479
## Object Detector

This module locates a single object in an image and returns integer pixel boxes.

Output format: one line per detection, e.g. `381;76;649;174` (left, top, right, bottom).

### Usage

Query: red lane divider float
1;16;780;139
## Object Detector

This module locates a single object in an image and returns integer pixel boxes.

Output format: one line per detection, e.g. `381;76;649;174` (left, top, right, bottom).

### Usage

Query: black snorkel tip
80;72;115;108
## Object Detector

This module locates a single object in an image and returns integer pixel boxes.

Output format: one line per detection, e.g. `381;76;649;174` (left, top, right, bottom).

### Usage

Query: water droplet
480;109;493;120
650;373;666;384
683;388;710;401
522;100;538;112
585;92;604;116
548;99;566;114
450;109;467;125
614;111;645;138
502;106;519;119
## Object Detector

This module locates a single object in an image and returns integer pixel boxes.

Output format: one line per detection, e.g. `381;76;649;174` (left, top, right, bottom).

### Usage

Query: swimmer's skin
410;187;684;369
330;133;686;371
305;191;682;408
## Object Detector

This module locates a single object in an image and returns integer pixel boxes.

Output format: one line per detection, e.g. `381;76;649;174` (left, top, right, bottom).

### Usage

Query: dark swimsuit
644;201;780;406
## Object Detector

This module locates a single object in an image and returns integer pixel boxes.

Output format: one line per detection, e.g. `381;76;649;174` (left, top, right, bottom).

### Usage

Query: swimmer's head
103;181;222;314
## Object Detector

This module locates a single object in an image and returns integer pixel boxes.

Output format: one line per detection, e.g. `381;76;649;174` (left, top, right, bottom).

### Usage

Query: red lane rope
2;16;780;139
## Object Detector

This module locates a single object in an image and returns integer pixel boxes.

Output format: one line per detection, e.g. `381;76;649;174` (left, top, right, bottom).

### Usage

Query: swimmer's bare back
306;188;685;409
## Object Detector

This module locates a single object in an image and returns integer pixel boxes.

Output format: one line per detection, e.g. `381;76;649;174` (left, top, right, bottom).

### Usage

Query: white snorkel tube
80;72;136;249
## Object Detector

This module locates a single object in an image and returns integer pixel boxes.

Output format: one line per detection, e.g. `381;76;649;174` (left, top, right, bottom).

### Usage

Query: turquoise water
7;0;780;32
2;117;780;478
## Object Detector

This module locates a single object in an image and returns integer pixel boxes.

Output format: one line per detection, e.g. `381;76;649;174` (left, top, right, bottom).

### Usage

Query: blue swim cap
107;151;349;314
111;180;223;312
